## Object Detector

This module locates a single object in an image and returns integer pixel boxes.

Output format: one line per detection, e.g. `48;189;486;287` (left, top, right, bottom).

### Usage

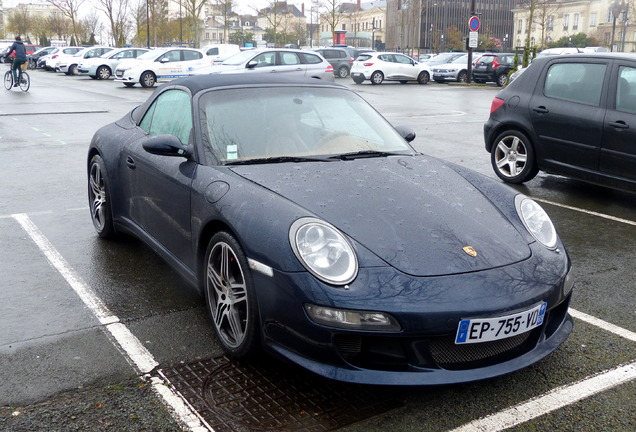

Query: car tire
204;231;259;359
69;64;78;75
497;73;509;87
88;154;116;239
352;75;364;84
140;71;156;88
123;82;135;88
399;80;408;84
490;130;539;184
457;71;468;83
97;65;111;80
434;79;445;84
417;71;429;84
474;78;486;84
337;66;349;78
370;71;384;84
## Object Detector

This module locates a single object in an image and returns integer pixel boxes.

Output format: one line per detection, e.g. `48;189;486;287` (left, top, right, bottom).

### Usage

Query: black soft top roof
160;73;343;96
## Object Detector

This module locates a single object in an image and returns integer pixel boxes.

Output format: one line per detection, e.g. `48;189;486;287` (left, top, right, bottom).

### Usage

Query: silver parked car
193;48;335;82
78;48;150;80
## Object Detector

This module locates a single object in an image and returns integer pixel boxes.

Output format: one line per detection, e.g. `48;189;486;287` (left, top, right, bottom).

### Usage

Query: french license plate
455;302;546;344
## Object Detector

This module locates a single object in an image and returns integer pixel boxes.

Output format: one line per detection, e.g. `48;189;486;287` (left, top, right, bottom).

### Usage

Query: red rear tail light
363;62;374;67
490;97;505;114
326;65;334;73
492;58;500;68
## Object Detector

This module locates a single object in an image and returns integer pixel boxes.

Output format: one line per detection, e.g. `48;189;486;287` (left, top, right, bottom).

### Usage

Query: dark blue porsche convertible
88;74;574;385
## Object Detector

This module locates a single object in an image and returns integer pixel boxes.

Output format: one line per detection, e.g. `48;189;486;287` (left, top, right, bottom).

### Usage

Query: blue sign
469;16;481;32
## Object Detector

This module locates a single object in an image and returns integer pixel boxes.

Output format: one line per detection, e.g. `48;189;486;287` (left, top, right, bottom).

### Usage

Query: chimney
357;0;360;10
302;2;304;14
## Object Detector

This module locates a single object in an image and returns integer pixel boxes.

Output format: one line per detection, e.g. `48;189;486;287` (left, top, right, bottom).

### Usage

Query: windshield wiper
327;150;411;160
225;155;335;165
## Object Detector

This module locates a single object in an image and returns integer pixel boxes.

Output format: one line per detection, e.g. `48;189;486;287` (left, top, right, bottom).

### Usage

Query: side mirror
143;134;191;158
160;57;170;63
246;60;258;69
395;126;416;143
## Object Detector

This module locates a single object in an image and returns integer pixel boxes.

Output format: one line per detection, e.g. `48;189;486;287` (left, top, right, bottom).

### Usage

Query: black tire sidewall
88;154;116;238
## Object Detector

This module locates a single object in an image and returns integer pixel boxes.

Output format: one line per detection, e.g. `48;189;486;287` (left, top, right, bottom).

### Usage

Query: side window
544;62;606;106
182;50;202;61
394;55;412;64
158;50;180;62
300;52;322;64
139;90;192;144
617;66;636;113
207;47;219;56
379;54;394;62
252;52;276;67
280;52;301;65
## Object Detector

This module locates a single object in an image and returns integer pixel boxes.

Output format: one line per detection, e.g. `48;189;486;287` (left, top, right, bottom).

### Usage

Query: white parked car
114;47;208;87
56;46;114;75
193;48;335;81
201;43;241;65
78;47;149;80
350;52;431;85
44;47;83;71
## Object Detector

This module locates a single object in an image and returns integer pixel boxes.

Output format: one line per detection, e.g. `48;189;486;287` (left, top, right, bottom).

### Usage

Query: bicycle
4;62;30;92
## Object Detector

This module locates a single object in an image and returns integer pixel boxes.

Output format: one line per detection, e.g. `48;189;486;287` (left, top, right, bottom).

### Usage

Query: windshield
450;55;468;64
221;50;260;65
199;86;414;164
137;49;169;61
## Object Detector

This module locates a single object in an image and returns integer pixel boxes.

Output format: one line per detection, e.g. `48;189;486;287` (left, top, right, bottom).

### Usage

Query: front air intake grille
428;331;533;369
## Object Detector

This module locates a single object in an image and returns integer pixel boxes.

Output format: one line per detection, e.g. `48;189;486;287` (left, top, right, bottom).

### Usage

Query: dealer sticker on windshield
455;302;547;344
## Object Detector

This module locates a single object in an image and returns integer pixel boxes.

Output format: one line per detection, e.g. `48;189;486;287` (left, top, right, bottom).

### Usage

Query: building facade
513;0;634;52
318;1;387;48
386;0;516;53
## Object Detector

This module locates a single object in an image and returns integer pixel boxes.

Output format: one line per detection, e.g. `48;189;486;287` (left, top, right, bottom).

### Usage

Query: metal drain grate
157;355;403;432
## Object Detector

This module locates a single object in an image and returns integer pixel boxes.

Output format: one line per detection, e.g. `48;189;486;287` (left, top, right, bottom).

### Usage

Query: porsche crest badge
463;246;478;257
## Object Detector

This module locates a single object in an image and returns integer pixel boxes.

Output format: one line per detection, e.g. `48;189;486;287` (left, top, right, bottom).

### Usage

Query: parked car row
30;45;337;87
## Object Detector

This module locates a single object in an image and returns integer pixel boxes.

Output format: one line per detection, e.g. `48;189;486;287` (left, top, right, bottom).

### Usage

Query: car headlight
515;195;557;249
305;304;401;331
289;217;358;285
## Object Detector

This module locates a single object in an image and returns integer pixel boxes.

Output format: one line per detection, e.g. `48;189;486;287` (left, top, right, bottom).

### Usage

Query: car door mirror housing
143;134;191;158
246;60;258;69
394;126;416;143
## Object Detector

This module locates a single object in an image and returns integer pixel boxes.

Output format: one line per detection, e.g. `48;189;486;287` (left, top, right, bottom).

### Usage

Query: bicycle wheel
19;72;30;92
4;70;13;90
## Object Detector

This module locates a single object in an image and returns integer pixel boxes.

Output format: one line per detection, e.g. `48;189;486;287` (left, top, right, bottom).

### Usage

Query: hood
231;155;531;277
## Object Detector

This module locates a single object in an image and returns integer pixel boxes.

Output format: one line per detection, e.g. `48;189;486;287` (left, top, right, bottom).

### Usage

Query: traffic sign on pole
469;16;481;32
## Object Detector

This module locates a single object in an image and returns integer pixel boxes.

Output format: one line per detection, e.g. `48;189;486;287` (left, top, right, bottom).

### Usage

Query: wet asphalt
0;69;635;431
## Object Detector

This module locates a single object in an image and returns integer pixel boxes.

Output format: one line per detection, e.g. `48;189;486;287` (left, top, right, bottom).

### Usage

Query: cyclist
6;36;27;87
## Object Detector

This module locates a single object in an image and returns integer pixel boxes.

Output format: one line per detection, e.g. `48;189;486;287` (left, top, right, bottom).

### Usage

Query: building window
205;32;210;39
573;13;579;30
547;15;554;31
591;12;597;27
517;19;522;34
342;24;346;30
563;14;569;31
607;10;613;23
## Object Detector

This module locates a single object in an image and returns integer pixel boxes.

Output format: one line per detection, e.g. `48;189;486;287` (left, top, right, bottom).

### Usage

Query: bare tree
45;0;86;45
45;12;72;41
80;10;105;44
96;0;131;46
6;5;32;38
211;0;234;45
320;0;345;45
257;1;287;47
531;0;560;49
175;0;207;46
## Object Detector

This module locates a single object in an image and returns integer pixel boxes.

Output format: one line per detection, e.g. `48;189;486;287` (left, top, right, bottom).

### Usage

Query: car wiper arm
225;155;336;165
327;150;411;160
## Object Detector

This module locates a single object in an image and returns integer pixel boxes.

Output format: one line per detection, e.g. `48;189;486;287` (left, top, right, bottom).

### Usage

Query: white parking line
535;197;636;226
448;361;636;432
11;213;211;432
448;309;636;432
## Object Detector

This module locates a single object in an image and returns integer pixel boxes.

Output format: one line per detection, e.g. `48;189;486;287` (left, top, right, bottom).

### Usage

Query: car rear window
356;54;372;62
480;56;495;64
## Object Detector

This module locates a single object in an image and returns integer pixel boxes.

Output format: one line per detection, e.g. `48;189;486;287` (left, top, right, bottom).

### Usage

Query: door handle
532;106;549;114
609;120;629;129
126;156;136;169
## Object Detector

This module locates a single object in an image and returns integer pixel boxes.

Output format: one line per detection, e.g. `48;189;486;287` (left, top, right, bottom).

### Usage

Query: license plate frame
455;302;547;344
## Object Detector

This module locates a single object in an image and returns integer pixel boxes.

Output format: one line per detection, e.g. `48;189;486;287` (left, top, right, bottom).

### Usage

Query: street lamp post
146;0;150;48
